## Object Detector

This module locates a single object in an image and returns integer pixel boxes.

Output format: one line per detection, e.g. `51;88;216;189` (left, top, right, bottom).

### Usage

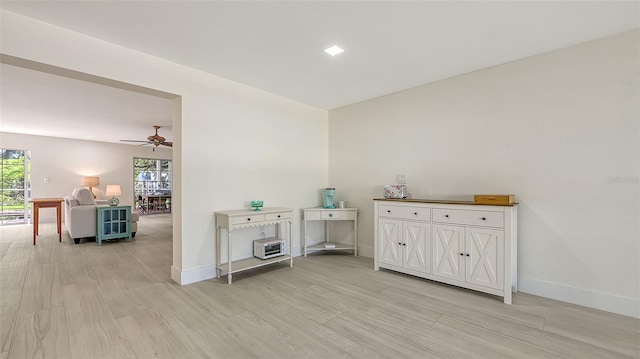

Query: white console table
215;207;293;284
303;207;358;257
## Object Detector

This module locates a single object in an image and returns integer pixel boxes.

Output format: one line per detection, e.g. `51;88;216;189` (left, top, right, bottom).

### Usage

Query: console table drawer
432;208;504;228
305;209;356;220
379;205;430;221
321;210;344;220
231;214;265;224
266;212;291;221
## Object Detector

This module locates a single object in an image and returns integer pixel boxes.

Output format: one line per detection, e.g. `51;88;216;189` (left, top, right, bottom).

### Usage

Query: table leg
33;205;39;245
303;218;307;257
216;227;221;278
289;221;293;267
227;231;232;285
354;215;358;256
325;221;329;243
57;203;62;242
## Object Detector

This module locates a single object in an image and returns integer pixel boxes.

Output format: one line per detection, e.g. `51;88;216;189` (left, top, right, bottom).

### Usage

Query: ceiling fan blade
120;140;151;143
120;127;170;149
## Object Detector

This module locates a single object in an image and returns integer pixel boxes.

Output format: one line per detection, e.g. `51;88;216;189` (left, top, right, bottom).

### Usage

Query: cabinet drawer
305;209;356;220
265;212;291;221
231;214;265;224
321;211;342;220
432;209;503;228
379;205;430;221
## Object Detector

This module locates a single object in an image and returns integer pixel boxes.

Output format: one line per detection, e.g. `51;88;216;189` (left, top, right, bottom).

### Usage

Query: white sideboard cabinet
374;199;518;304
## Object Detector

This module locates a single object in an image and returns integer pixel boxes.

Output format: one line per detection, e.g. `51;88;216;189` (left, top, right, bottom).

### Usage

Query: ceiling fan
120;126;172;151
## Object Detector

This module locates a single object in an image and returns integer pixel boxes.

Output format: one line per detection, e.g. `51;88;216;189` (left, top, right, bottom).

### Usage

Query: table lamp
105;185;122;206
80;176;100;199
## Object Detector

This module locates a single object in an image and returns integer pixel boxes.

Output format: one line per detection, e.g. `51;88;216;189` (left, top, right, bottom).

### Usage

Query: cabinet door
465;227;504;290
403;221;430;274
432;224;464;282
378;219;402;267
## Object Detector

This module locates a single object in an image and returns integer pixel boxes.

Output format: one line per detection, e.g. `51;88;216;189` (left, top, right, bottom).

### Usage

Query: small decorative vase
250;200;263;211
108;197;120;206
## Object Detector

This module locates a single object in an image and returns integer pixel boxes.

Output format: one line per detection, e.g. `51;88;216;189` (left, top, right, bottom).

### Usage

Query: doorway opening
0;149;31;225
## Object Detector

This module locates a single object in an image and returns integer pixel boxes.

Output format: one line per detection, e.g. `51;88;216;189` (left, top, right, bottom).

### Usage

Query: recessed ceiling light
324;45;344;56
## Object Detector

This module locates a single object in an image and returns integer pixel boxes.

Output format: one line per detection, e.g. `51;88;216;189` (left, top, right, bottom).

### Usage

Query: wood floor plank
64;291;137;359
378;285;633;358
255;303;386;359
186;279;278;321
542;307;640;357
160;310;258;359
18;262;63;316
8;306;70;359
217;310;315;358
323;314;443;358
432;315;559;358
115;310;198;359
237;275;343;324
0;244;31;353
378;267;547;329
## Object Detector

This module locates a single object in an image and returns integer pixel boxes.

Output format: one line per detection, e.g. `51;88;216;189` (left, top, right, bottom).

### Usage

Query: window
133;158;172;198
1;149;31;225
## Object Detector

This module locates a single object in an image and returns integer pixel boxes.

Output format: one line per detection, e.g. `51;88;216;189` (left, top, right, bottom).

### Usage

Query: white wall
329;30;639;317
1;10;329;285
0;132;172;222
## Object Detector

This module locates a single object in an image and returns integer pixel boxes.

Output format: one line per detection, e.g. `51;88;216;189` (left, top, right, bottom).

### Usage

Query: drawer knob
247;218;251;221
460;253;464;256
402;243;406;246
445;214;449;218
481;217;486;221
414;212;418;216
466;254;470;257
277;215;281;218
398;242;402;246
329;213;333;217
387;210;391;213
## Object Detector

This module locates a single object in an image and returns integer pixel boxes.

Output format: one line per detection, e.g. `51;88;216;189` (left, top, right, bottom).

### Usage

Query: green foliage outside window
1;149;30;224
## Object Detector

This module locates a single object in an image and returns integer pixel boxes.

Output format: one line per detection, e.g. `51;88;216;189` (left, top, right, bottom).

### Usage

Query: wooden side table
30;198;64;245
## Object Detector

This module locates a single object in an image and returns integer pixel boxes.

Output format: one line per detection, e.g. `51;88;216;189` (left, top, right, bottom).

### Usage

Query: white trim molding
171;264;216;286
519;277;640;319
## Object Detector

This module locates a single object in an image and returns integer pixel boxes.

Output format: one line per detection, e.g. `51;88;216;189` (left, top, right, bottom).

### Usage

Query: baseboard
171;264;216;285
519;277;640;318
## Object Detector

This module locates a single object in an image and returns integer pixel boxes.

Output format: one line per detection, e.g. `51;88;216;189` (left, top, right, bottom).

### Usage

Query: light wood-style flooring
1;215;638;358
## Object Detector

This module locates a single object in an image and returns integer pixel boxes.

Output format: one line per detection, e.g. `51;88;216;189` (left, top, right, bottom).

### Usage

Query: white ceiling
1;1;638;144
1;63;174;144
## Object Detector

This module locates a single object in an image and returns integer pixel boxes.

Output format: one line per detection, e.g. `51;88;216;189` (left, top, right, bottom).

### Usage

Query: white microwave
254;238;287;259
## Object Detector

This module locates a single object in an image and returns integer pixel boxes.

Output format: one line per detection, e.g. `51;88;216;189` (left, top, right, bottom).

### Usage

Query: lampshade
105;185;122;197
80;176;99;186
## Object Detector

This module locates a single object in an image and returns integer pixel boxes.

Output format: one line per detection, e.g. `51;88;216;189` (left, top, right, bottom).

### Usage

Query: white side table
303;207;358;257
